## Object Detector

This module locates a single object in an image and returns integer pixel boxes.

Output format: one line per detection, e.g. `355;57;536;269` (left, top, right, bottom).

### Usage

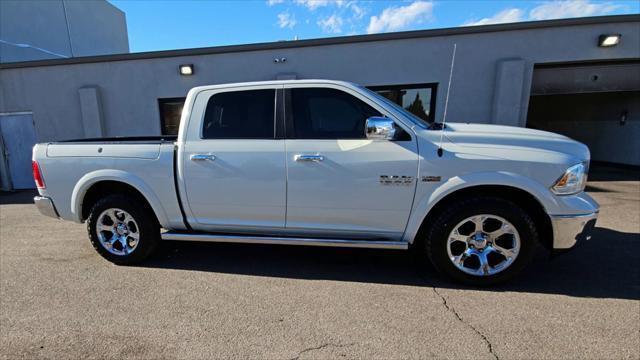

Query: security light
598;34;621;47
179;64;194;76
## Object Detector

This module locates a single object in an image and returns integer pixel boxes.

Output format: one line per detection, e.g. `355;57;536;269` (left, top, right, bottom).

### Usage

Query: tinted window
290;88;381;139
202;89;275;139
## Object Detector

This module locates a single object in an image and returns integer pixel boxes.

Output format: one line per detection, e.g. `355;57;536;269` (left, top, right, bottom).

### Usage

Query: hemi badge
421;176;442;182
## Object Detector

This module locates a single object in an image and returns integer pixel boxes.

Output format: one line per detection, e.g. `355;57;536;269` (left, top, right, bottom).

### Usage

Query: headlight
551;162;588;195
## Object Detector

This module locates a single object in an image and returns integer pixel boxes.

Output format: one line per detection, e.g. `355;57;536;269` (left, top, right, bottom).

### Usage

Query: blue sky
109;0;639;53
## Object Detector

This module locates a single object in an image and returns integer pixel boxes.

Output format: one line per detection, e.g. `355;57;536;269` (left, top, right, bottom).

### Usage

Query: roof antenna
437;43;457;157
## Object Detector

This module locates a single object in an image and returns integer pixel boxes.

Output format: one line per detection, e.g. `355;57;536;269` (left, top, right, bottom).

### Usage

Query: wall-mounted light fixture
598;34;621;47
179;64;194;76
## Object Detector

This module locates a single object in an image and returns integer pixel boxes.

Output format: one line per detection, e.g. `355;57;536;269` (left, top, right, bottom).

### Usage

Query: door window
202;89;275;139
289;88;381;139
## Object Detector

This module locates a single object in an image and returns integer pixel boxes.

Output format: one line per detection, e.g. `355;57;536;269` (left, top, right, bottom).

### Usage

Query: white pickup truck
32;80;599;285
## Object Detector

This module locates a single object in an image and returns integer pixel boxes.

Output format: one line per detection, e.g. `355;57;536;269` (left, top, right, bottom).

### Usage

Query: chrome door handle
190;154;216;161
294;154;324;162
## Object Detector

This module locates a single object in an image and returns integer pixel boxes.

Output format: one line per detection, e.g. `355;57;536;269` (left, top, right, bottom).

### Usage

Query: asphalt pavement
1;165;638;359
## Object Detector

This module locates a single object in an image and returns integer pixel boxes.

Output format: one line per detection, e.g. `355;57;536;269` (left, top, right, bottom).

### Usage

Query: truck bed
33;140;185;229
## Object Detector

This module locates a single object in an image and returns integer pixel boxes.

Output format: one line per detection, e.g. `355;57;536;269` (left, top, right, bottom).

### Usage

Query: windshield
358;86;430;129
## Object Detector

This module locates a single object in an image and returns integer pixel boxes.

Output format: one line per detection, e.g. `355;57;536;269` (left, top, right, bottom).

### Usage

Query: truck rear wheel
424;196;538;285
87;194;159;265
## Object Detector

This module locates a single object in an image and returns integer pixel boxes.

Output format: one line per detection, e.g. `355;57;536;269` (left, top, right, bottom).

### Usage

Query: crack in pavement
289;342;355;360
432;287;499;360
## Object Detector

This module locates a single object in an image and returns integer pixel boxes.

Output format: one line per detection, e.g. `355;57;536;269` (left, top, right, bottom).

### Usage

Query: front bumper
550;211;598;249
34;196;60;219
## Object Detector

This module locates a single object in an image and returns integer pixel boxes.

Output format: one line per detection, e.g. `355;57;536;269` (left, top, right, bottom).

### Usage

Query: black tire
423;196;538;285
87;194;160;265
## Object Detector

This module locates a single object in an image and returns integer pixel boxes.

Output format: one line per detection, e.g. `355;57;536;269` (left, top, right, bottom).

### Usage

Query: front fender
70;169;170;227
403;171;556;243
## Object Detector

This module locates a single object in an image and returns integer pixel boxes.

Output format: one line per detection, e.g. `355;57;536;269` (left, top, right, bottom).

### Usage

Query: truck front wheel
87;194;160;265
424;196;539;285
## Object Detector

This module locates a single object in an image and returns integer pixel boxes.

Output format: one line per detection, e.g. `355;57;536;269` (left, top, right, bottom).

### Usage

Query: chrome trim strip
550;211;598;249
550;212;598;219
161;232;409;250
33;196;60;219
190;154;216;161
294;154;324;162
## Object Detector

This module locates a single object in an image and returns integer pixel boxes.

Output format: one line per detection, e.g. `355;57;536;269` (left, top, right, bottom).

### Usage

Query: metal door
283;85;419;240
178;86;287;232
0;113;37;189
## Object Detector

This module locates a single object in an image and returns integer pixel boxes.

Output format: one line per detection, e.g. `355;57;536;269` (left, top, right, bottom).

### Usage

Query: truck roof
188;79;360;93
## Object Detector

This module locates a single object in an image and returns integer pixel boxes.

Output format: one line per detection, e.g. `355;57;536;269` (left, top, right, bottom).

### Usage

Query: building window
368;83;437;124
159;98;186;135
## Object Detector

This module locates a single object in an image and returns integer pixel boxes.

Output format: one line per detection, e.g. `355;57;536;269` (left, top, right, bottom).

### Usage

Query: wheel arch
71;170;169;227
406;175;554;251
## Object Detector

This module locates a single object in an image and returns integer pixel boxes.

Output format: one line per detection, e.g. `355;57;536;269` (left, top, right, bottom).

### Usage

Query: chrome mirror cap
365;116;396;140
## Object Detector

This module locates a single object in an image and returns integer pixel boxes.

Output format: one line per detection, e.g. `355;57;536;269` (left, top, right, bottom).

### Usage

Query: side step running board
161;232;408;250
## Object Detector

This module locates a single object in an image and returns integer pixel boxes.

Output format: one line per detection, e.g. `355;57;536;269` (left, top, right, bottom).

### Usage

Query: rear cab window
201;89;276;139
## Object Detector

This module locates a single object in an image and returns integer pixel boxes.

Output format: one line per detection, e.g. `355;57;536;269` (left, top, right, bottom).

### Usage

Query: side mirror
365;116;396;140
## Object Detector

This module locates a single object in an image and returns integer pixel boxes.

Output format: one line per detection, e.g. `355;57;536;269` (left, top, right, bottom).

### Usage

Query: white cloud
288;0;366;30
463;8;524;26
350;3;365;20
295;0;345;11
529;0;621;20
462;0;622;27
266;0;284;5
277;11;297;29
367;1;434;34
318;14;344;33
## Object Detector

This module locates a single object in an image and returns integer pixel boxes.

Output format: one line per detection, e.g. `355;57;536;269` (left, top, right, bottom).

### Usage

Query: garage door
527;62;640;166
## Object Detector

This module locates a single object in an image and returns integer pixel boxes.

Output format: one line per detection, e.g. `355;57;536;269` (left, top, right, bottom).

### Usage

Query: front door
284;86;418;240
180;86;286;232
0;113;37;189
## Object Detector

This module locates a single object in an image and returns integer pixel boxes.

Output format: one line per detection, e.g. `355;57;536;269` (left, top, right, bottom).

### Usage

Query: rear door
283;84;419;240
179;85;286;232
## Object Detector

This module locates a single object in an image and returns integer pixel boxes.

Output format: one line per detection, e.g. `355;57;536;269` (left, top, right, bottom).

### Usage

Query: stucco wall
63;0;129;57
0;19;638;142
0;0;128;63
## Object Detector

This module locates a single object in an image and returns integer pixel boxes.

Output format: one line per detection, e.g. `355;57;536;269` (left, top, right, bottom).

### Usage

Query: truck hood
440;122;590;162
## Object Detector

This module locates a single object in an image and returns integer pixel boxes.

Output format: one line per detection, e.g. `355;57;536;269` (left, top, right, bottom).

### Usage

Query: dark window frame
275;88;286;139
158;97;186;136
367;83;438;124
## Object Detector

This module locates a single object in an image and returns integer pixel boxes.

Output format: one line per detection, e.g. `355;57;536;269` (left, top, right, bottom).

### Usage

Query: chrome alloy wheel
96;208;140;256
446;214;521;276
